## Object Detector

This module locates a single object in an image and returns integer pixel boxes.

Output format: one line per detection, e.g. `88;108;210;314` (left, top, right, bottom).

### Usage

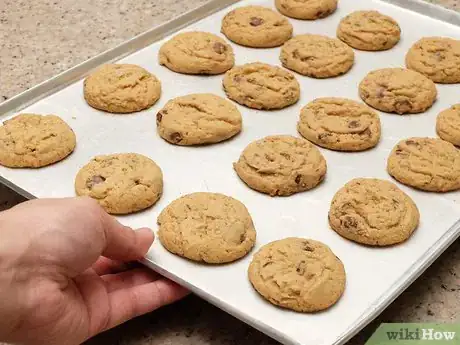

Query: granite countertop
0;1;459;344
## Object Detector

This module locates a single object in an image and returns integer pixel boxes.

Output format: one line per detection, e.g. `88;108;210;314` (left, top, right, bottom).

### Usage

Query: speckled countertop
0;1;459;345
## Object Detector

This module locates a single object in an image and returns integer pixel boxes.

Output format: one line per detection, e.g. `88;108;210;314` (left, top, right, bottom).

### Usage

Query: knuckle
76;196;103;212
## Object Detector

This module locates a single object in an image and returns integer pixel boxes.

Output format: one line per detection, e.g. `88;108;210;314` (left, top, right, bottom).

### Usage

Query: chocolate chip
296;260;306;275
348;120;360;128
280;152;291;160
405;140;416;146
435;52;445;61
295;175;301;184
395;149;404;155
341;216;357;229
249;16;264;26
376;87;386;98
361;128;372;137
234;76;241;82
170;132;182;143
395;100;412;114
86;175;106;189
213;42;226;54
318;132;331;140
156;112;162;123
317;9;331;17
302;242;314;252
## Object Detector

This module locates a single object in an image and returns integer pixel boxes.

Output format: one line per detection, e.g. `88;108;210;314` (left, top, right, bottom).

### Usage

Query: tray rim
1;0;460;345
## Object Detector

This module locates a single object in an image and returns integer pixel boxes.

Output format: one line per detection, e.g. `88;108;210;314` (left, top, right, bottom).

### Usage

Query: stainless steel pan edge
334;219;460;345
0;0;241;118
1;1;460;345
382;0;460;26
141;257;302;345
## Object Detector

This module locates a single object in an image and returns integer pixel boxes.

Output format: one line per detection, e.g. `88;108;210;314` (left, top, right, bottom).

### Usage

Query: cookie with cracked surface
248;237;346;312
75;153;163;214
84;64;161;113
0;114;76;168
156;93;242;145
221;6;293;48
158;31;234;75
280;34;354;78
337;11;401;51
406;37;460;84
233;135;327;196
298;98;381;151
223;62;300;110
387;137;460;192
436;104;460;146
329;178;419;246
275;0;337;20
359;68;437;114
157;192;256;264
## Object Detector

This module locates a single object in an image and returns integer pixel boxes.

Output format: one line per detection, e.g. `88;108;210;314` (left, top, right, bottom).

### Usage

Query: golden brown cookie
221;6;293;48
406;37;460;84
298;98;381;151
156;93;242;146
436;104;460;146
75;153;163;214
223;62;300;110
329;178;419;246
84;64;161;113
158;31;234;75
248;237;346;312
280;34;354;78
233;135;327;196
0;114;76;168
157;192;256;264
387;137;460;192
359;68;437;114
337;11;401;51
275;0;338;20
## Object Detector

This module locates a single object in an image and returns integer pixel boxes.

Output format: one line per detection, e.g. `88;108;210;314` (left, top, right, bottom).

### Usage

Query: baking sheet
1;0;460;345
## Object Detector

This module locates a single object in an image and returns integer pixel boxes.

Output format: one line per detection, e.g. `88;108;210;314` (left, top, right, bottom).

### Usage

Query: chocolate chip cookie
221;6;293;48
248;237;346;312
406;37;460;84
84;64;161;113
233;135;327;196
359;68;437;114
436;104;460;146
158;31;234;75
298;98;381;151
280;34;354;78
157;192;256;264
0;113;76;168
156;93;242;146
387;138;460;192
329;178;420;246
275;0;338;20
223;62;300;110
75;153;163;214
337;11;401;51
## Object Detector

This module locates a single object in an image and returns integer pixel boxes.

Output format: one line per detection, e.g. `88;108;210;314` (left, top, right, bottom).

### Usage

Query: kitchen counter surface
0;1;459;344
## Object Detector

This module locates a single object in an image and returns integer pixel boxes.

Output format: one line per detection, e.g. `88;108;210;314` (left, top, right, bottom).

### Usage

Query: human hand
0;197;188;345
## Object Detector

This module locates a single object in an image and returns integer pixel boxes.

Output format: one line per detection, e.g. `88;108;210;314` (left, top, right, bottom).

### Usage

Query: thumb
98;214;154;261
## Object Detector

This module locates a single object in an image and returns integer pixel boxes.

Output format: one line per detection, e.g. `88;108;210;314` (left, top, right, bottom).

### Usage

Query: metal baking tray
1;0;459;344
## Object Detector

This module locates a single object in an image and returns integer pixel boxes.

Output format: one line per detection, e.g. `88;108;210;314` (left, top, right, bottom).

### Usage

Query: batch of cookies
0;0;459;313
